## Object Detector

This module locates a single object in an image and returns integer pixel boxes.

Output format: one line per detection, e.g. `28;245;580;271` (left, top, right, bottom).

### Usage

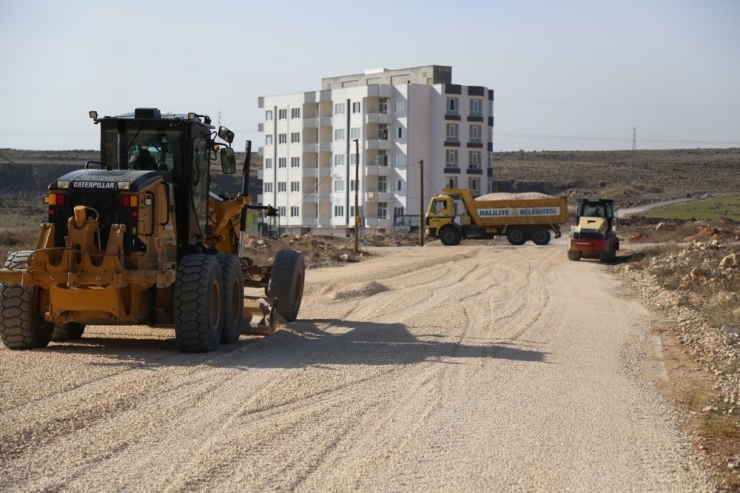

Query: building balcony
302;218;319;226
365;112;391;124
319;117;333;127
365;164;391;176
366;191;392;202
303;118;318;128
257;169;264;180
366;139;392;150
367;85;393;97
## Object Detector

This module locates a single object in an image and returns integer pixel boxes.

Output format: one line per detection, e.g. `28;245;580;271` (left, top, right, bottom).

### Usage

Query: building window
379;98;388;114
378;176;388;192
278;206;286;216
334;205;344;217
265;134;273;145
446;123;459;142
334;179;344;192
278;158;287;168
277;182;286;192
470;125;482;143
446;149;458;166
446;97;459;115
264;182;273;192
394;206;404;217
291;132;300;143
350;179;357;192
290;206;300;217
335;103;345;115
469;151;481;169
334;128;345;140
291;108;300;119
334;154;345;166
278;109;287;120
265;158;273;169
352;102;361;113
265;110;273;121
396;126;404;139
378;201;388;219
350;127;360;140
394;153;406;166
291;181;300;192
377;150;388;166
378;124;388;140
470;99;483;116
396;179;403;191
278;133;287;144
350;205;363;217
469;177;480;194
447;176;458;189
395;100;406;113
291;157;300;168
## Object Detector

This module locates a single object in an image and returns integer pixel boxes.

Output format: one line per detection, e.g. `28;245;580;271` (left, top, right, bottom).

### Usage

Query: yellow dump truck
425;188;568;246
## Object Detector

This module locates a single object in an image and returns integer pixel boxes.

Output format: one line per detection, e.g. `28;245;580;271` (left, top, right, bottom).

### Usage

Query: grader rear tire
267;249;305;322
567;250;582;261
216;254;244;345
0;251;54;350
173;255;223;353
51;322;86;342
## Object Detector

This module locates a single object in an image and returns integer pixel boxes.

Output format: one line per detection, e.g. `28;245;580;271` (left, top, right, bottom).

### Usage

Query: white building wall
259;69;493;236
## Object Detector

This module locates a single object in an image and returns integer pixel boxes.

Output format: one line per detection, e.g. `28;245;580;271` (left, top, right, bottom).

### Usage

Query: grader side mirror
218;126;235;144
220;147;236;175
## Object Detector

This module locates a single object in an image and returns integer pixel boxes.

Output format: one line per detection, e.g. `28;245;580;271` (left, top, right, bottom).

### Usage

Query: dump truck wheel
0;251;54;350
531;229;551;245
506;227;527;246
173;255;223;353
268;249;305;322
439;227;461;246
567;250;582;261
51;322;86;342
216;254;243;345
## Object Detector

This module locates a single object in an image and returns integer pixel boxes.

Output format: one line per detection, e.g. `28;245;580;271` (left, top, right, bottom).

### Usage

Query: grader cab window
101;127;184;174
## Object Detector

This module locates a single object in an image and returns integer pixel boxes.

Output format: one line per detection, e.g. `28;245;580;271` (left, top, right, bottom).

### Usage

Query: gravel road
0;243;711;492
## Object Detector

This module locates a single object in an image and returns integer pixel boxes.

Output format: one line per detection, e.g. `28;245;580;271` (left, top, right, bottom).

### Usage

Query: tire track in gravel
0;245;712;492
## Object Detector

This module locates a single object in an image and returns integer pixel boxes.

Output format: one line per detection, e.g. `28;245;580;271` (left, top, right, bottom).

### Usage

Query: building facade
257;65;494;236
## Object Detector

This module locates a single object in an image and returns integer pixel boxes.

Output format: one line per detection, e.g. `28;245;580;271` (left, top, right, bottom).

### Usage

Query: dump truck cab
567;198;619;263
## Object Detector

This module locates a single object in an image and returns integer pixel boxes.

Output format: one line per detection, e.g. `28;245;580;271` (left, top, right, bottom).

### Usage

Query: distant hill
0;148;263;201
1;147;738;203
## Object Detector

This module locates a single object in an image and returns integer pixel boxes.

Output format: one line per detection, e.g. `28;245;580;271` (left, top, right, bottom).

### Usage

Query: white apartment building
257;65;494;236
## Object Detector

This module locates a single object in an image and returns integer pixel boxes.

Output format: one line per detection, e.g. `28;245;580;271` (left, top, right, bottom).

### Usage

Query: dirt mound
476;192;554;201
319;281;390;301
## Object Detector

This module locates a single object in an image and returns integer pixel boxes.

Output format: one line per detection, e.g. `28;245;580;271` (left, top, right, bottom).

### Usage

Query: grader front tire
216;254;244;345
0;251;54;350
173;255;223;353
267;249;305;322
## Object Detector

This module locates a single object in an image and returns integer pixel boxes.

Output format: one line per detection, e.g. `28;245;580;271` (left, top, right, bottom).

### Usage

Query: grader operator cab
0;108;305;352
567;198;619;263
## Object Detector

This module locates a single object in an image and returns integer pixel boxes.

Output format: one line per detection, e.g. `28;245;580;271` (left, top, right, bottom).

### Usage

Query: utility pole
632;127;636;166
419;159;424;247
354;139;359;253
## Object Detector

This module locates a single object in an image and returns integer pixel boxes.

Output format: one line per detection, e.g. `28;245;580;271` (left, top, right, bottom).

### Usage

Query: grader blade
242;297;277;335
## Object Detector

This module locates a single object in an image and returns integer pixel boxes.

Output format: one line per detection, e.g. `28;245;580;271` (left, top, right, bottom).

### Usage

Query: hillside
1;147;738;203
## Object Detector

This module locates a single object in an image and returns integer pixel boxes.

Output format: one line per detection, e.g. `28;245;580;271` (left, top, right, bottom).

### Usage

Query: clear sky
0;0;738;152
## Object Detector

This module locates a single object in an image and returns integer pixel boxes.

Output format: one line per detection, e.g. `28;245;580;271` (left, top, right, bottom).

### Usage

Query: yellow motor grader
0;108;305;352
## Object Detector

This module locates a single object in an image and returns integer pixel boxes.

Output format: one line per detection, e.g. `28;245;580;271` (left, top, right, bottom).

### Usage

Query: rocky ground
613;220;740;489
